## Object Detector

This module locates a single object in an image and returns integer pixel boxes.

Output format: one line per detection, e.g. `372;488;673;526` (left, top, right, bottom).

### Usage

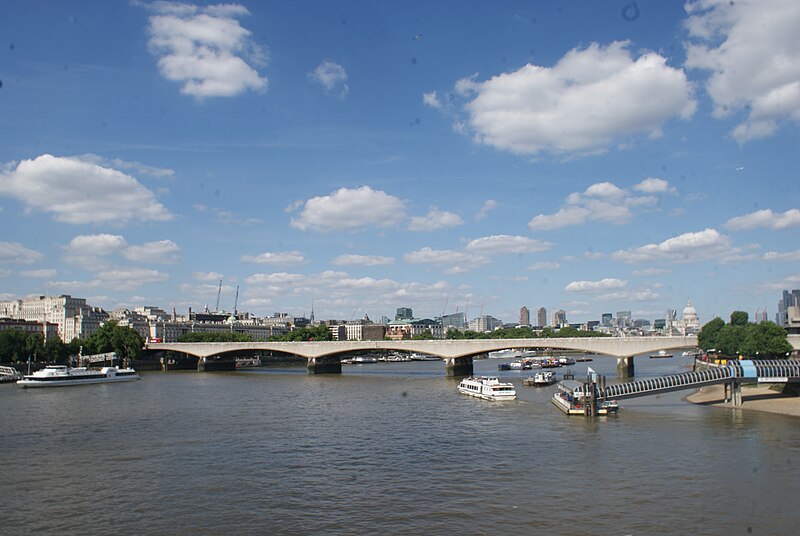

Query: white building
677;300;700;335
0;295;106;341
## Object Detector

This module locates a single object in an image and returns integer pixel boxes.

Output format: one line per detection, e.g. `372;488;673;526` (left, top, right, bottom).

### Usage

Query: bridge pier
307;355;342;374
616;355;635;378
444;356;473;377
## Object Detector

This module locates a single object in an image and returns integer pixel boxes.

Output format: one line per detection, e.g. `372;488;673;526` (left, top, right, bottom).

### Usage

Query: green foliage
0;331;78;363
730;311;749;326
411;330;435;340
268;324;333;342
83;321;144;360
698;317;791;358
178;331;254;342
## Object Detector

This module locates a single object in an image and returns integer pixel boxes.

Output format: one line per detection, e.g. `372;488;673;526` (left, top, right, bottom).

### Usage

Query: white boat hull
18;375;139;388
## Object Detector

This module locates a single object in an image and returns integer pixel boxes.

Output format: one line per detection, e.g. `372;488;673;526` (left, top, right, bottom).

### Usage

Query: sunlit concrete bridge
146;336;704;377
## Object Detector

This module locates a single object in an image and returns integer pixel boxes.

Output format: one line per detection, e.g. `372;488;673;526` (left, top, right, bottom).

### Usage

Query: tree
84;321;144;362
730;311;749;326
740;322;792;358
411;330;435;340
698;317;725;350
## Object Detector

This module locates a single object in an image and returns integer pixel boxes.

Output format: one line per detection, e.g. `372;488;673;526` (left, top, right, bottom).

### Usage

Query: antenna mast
233;285;239;316
215;279;222;312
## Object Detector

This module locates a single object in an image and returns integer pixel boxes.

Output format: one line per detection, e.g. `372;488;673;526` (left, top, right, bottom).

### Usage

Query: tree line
0;320;144;364
698;311;791;359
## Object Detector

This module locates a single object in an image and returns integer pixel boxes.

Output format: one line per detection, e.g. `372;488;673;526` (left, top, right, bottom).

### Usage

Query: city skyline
1;1;798;324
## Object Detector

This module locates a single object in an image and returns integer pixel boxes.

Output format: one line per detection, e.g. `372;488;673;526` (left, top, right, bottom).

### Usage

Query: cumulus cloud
65;234;128;263
331;254;395;266
123;240;182;264
633;177;677;194
241;250;307;265
724;208;800;230
145;2;268;98
403;247;489;268
612;228;735;264
565;278;627;293
245;272;305;285
528;180;662;230
450;40;695;156
465;235;552;254
193;271;224;282
0;155;173;224
0;242;43;264
309;60;349;96
684;0;800;142
75;154;175;179
408;209;464;231
290;186;406;232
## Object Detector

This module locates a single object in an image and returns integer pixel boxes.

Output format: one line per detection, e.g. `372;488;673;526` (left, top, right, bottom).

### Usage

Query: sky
0;0;798;326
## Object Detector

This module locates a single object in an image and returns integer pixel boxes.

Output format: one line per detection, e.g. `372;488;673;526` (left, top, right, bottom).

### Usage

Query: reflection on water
1;355;798;535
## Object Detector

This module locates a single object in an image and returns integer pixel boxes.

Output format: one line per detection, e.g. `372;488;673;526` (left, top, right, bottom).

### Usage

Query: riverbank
686;384;800;417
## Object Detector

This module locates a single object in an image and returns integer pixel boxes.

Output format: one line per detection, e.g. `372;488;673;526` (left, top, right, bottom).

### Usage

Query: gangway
601;360;800;401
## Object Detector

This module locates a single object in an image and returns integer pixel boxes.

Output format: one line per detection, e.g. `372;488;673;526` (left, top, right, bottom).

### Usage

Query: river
1;354;798;535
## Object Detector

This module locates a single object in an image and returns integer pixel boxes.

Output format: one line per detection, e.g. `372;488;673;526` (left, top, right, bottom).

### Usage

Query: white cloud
634;177;677;194
465;235;552;254
75;154;175;179
684;0;800;142
595;289;661;302
95;268;170;290
291;186;406;232
528;180;661;230
193;271;224;282
408;209;464;231
0;242;43;264
0;155;173;224
632;268;672;276
452;40;695;156
422;91;442;109
309;60;349;96
528;261;560;270
146;2;268;98
123;240;182;264
565;278;627;293
763;250;800;262
331;254;395;266
65;234;128;259
725;208;800;230
19;268;57;278
612;228;734;264
245;272;305;285
404;247;489;267
241;251;307;265
475;199;497;221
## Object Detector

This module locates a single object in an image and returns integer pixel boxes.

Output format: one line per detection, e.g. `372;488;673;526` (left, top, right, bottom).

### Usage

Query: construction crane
233;285;239;316
215;279;222;312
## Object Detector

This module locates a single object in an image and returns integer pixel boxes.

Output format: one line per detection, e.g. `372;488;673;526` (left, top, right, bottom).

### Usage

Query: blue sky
1;0;798;325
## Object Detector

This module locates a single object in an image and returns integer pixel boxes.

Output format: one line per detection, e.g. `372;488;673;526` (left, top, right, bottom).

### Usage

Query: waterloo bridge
146;336;713;377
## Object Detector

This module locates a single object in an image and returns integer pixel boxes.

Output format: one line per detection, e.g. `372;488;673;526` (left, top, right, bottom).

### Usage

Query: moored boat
551;380;618;415
649;350;673;359
17;365;139;388
457;376;516;401
523;370;556;386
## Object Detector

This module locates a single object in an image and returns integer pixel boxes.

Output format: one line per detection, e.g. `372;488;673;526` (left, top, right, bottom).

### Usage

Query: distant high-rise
552;309;567;327
777;289;800;327
537;307;547;328
395;307;413;321
519;306;530;326
601;313;612;326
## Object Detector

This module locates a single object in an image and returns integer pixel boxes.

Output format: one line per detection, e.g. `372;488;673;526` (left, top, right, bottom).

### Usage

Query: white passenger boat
457;376;516;401
17;365;140;388
551;380;618;415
